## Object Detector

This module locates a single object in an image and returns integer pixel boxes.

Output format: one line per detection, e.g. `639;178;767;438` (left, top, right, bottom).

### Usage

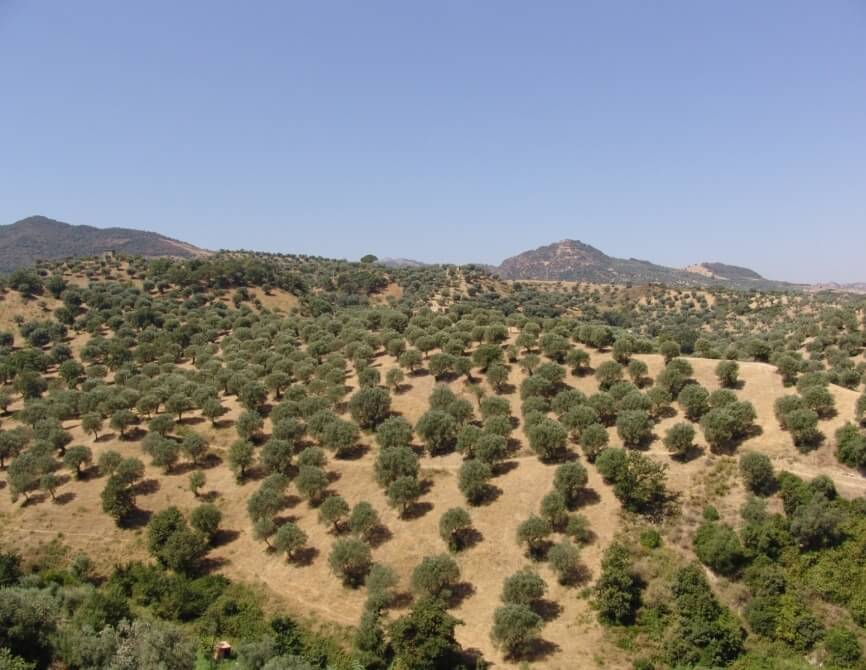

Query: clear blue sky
1;1;864;282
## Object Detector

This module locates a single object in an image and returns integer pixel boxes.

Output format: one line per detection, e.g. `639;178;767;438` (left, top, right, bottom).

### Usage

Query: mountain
808;282;866;294
496;239;793;289
377;257;429;268
0;216;209;272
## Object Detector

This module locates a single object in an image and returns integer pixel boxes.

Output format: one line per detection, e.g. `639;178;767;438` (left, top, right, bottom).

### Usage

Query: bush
439;507;473;552
501;568;547;605
328;538;372;587
715;360;739;388
693;522;746;576
348;387;391;430
516;515;552;558
616;410;652;447
548;541;583;585
410;554;460;601
594;543;640;625
678;385;710;422
663;422;695;458
825;626;861;667
415;410;458;455
458;460;492;505
739;451;775;495
553;462;588;506
527;418;569;462
491;604;544;658
580;423;609;461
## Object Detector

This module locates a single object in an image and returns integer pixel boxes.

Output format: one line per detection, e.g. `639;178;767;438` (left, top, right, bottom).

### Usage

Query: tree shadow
495;382;516;395
492;460;519;477
121;507;152;529
673;445;705;463
290;546;319;567
456;527;483;551
512;638;561;663
473;484;502;506
212;528;241;547
96;432;117;443
212;418;235;430
54;491;77;505
326;470;342;484
533;598;563;622
336;443;369;460
390;591;414;610
198;490;222;502
571;487;601;509
179;416;206;426
368;524;393;548
402;501;433;520
200;453;223;469
134;478;160;495
556;562;592;587
199;555;229;574
122;427;147;442
446;581;476;608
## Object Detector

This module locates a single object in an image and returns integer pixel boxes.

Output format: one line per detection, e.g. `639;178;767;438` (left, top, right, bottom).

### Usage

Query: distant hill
496;239;793;289
0;216;209;272
377;257;428;268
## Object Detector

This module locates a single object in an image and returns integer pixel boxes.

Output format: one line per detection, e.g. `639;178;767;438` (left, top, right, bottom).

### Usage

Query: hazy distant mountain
378;257;429;268
0;216;208;272
808;282;866;294
495;239;792;289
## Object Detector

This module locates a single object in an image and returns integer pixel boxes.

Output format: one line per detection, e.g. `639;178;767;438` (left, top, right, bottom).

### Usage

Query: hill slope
0;215;208;271
496;239;792;289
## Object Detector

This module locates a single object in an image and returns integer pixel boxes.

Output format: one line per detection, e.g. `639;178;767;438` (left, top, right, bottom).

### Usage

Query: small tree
190;503;221;543
349;501;380;541
527;418;569;462
387;476;422;517
739;451;775;495
548;541;583;585
411;554;461;601
540;490;569;530
348;387;391;430
81;413;104;440
663;422;696;459
439;507;473;552
415;410;458;455
501;568;547;606
715;360;739;388
273;522;308;561
580;423;609;462
516;515;552;558
595;360;624;390
319;495;350;532
491;604;544;659
594;543;640;624
329;538;372;587
188;470;206;497
296;465;329;506
616;409;652;447
148;413;175;437
228;440;255;482
63;445;92;479
458;460;492;506
678;385;711;422
375;446;418;487
253;517;277;549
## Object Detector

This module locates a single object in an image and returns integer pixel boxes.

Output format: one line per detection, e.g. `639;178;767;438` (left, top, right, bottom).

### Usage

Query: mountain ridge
495;238;794;289
0;215;209;272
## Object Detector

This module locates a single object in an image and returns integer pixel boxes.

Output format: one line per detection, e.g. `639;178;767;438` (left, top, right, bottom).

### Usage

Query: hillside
0;215;208;272
496;239;793;289
1;252;866;670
